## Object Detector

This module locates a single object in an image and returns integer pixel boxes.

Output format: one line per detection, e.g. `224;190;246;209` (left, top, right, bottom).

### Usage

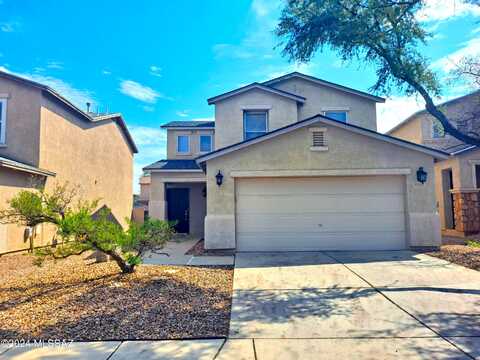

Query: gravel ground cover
0;252;233;341
186;240;235;256
427;243;480;271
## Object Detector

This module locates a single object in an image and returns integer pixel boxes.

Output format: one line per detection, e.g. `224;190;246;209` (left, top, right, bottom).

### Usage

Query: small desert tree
0;184;175;273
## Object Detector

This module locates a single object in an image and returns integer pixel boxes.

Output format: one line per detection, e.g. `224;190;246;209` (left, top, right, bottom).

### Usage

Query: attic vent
309;127;328;151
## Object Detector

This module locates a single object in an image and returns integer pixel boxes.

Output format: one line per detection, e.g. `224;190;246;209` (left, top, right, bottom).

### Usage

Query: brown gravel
427;244;480;271
0;252;233;341
186;239;235;256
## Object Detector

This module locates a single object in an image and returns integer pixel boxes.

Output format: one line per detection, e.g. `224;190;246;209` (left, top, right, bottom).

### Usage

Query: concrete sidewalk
0;339;254;360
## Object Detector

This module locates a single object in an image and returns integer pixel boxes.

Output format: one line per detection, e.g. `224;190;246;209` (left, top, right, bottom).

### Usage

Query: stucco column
149;179;167;220
451;189;480;235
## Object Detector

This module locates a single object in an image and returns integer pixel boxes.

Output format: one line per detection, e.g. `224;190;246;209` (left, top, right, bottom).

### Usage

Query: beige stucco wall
389;116;424;145
214;88;299;148
0;168;50;253
204;121;440;249
167;129;215;158
38;97;134;229
271;77;378;130
0;77;42;165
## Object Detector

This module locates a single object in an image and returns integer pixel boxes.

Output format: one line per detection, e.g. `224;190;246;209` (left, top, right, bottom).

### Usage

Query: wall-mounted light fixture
416;167;427;184
215;170;224;186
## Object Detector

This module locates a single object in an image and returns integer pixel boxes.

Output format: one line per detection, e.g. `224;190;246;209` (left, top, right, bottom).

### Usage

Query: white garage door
236;176;406;251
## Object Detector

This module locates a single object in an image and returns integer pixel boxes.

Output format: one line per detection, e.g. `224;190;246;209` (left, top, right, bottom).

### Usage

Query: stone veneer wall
452;190;480;235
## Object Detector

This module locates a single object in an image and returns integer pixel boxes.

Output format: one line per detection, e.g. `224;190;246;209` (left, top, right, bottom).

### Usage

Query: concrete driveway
230;251;480;359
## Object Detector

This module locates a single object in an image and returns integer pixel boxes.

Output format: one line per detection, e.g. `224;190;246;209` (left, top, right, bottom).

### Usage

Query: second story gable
388;90;480;152
208;72;385;149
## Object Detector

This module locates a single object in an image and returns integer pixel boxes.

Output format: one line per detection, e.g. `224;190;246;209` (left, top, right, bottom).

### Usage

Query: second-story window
0;98;7;144
324;111;347;123
244;110;268;140
199;135;212;152
177;135;190;153
432;119;445;138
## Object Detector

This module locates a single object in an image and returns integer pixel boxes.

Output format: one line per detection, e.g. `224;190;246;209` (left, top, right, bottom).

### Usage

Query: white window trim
309;127;328;151
176;135;190;154
0;98;7;145
199;134;212;153
243;110;269;141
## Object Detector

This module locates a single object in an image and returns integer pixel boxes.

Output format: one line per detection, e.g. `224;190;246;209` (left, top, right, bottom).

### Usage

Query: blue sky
1;0;479;192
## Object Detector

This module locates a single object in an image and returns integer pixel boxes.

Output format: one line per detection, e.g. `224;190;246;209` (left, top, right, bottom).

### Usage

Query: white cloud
102;69;111;75
130;125;168;193
0;65;95;109
142;105;155;112
417;0;480;22
46;61;63;70
119;80;169;103
129;125;166;146
149;65;162;77
191;117;214;122
0;21;20;32
432;37;480;72
377;96;425;133
176;110;189;117
251;0;279;18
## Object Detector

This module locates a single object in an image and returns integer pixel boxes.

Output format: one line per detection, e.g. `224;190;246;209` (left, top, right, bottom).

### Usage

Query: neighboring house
0;71;137;254
388;91;480;237
132;173;151;223
144;72;448;251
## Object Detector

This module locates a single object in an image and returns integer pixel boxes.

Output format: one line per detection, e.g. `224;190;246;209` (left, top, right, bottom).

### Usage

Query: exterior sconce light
416;167;427;184
215;170;224;186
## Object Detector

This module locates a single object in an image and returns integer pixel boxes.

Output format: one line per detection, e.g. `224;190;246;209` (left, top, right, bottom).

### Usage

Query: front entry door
167;188;189;233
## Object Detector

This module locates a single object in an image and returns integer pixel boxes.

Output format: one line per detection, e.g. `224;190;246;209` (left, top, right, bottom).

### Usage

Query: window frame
243;110;268;141
176;135;190;154
432;119;445;139
324;110;348;123
199;134;212;153
0;98;7;144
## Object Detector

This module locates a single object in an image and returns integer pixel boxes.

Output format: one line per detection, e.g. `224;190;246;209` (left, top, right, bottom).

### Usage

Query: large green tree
276;0;480;145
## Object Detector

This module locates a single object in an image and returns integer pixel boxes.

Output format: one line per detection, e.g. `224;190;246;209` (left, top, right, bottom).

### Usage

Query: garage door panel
237;176;404;195
237;194;404;214
236;176;407;251
237;232;406;251
236;213;405;232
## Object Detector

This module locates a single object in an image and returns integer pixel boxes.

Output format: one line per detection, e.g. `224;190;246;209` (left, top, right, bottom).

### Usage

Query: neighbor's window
0;99;6;144
177;135;190;153
244;110;268;140
199;135;212;152
432;119;445;138
324;111;347;123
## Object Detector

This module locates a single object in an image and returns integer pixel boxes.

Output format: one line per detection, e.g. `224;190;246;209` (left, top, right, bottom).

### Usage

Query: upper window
324;111;347;123
177;135;190;153
199;135;212;152
244;110;268;140
0;99;6;144
432;119;445;138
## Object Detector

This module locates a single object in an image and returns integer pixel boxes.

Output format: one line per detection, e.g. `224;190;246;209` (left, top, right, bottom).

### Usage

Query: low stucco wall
204;122;440;249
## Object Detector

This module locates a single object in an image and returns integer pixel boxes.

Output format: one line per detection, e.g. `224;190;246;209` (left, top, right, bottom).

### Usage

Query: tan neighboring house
144;72;448;251
388;91;480;237
0;70;137;254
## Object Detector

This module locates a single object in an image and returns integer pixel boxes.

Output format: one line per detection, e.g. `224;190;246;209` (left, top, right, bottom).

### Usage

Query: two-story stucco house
144;72;448;251
388;91;480;238
0;70;137;254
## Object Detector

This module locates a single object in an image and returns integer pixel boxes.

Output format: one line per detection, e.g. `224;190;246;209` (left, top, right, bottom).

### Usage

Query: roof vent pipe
86;102;91;113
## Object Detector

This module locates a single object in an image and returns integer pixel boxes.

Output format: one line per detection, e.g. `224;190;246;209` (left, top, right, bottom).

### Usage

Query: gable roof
263;72;385;103
161;121;215;129
207;82;306;105
386;90;480;136
0;155;56;177
143;159;202;172
0;70;138;153
196;114;449;164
